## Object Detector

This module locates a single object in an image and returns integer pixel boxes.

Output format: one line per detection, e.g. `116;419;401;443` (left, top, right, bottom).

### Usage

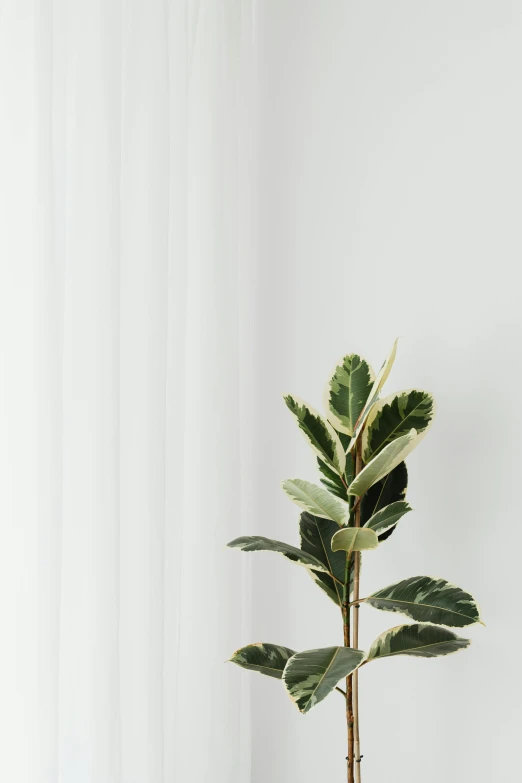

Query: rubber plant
227;341;482;782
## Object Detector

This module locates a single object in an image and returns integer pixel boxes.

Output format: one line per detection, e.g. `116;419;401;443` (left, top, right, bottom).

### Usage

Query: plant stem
343;448;357;783
343;552;354;783
353;444;363;783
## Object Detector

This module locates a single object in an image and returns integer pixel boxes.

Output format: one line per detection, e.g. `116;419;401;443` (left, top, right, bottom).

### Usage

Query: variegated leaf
361;461;408;542
227;535;328;572
282;479;350;525
299;512;349;605
317;458;349;501
323;354;374;436
303;563;339;604
349;338;399;446
367;623;470;661
363;500;412;536
283;646;365;713
365;575;482;627
230;643;296;679
331;527;379;555
348;429;420;497
363;389;435;461
318;442;354;494
284;395;346;474
338;431;354;458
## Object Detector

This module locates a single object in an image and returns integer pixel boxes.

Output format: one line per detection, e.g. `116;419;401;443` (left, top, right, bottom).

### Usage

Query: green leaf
283;646;365;713
282;479;350;525
284;395;346;474
331;527;379;555
227;535;328;572
338;431;353;456
318;445;354;495
229;643;296;678
350;338;398;444
361;461;408;541
317;458;349;501
323;354;374;436
299;512;349;605
303;564;339;604
366;623;470;661
363;500;412;536
363;389;435;461
365;576;482;627
348;429;420;497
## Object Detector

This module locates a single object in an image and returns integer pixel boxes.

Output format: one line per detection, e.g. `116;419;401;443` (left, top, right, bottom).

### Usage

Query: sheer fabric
0;2;256;780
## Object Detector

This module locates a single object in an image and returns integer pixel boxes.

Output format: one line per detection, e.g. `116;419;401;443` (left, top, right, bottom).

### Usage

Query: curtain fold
0;1;256;781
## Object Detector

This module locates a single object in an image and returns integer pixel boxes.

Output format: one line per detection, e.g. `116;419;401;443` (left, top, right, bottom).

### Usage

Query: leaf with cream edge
365;575;482;627
338;431;354;460
230;643;296;678
348;429;421;497
348;339;399;449
283;646;366;714
299;513;351;605
284;394;346;474
317;458;349;501
282;479;350;525
331;527;379;555
366;623;470;661
323;354;375;436
227;535;329;572
361;461;408;541
362;389;435;462
363;500;412;536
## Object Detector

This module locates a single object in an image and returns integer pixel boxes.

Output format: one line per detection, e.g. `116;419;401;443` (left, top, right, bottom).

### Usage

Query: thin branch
348;597;368;608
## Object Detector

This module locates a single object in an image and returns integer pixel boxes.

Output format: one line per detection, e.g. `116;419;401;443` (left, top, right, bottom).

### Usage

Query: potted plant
227;341;482;782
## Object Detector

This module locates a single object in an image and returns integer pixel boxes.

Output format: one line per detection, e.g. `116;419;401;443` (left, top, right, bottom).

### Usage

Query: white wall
249;2;521;780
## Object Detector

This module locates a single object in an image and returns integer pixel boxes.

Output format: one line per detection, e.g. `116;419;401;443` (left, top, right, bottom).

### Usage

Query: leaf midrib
368;595;477;622
366;504;409;531
245;664;284;675
235;537;328;572
364;472;393;520
301;648;341;712
345;361;355;429
330;358;355;430
301;415;334;465
355;432;413;488
316;524;344;604
371;638;467;659
291;483;346;524
371;398;429;455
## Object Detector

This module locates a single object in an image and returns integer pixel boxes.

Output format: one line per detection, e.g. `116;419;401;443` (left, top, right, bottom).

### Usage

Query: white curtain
0;2;256;781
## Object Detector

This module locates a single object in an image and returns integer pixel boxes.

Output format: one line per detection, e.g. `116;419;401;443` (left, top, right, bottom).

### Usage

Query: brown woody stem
343;446;357;783
343;556;354;783
352;444;363;783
